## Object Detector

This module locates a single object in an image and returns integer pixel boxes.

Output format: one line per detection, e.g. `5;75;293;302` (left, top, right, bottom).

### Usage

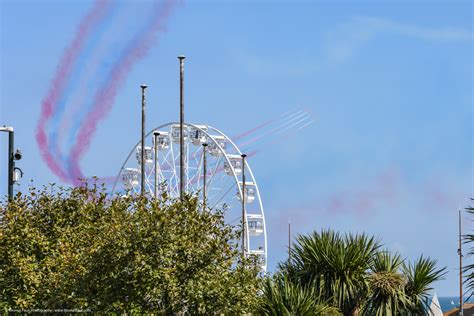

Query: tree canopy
0;182;450;315
268;229;446;316
0;183;262;313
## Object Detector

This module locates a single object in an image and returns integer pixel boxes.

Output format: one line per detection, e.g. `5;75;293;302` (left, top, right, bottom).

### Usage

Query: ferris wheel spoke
114;122;267;272
195;148;204;193
145;176;154;195
154;154;166;196
185;145;201;195
169;135;179;197
193;146;204;188
208;181;236;211
187;147;204;193
207;167;228;202
159;144;174;192
207;175;237;211
227;215;243;226
206;155;223;191
185;134;190;194
145;165;153;181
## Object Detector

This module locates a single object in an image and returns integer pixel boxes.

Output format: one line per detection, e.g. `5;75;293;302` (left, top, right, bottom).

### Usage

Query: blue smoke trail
47;2;120;167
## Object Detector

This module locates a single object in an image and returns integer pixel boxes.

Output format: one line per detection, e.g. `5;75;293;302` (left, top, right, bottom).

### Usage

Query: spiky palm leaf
287;230;381;315
363;251;408;316
401;256;446;314
465;200;474;292
260;273;340;316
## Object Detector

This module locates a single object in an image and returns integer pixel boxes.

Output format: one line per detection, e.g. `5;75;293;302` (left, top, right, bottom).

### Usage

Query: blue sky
1;0;472;295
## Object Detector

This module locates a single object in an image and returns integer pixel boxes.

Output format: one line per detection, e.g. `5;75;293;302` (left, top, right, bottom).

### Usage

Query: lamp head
14;149;22;160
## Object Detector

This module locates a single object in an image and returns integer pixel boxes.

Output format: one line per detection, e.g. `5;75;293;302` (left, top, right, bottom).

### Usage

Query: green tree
275;229;445;316
363;252;408;316
0;183;262;314
288;230;380;315
401;256;446;315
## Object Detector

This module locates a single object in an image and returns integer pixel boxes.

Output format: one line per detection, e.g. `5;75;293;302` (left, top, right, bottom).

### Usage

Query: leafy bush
0;183;262;314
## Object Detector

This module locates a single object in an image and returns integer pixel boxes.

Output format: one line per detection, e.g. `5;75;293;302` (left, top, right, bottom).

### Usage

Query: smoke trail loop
37;0;178;185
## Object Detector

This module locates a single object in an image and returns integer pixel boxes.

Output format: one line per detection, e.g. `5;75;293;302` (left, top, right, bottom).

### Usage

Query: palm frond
260;273;340;316
464;199;474;292
285;229;381;315
363;251;409;315
402;255;446;314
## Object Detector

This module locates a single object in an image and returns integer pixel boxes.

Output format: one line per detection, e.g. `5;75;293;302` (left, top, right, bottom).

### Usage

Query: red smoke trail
94;107;314;190
232;119;275;142
56;8;128;153
321;168;400;218
232;108;309;143
239;111;312;149
36;0;111;181
68;0;178;185
245;119;315;157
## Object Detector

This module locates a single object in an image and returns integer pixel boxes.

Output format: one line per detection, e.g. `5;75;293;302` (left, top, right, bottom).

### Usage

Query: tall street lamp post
1;126;22;200
140;84;147;196
178;55;186;201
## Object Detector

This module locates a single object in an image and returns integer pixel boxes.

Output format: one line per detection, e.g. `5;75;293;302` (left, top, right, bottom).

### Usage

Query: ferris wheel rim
112;122;242;199
205;125;268;264
111;122;267;271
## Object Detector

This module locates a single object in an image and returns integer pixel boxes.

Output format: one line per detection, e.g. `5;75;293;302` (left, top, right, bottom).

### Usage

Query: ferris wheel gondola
112;122;267;271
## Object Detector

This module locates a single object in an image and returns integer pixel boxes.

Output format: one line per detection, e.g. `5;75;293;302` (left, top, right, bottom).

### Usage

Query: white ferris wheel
112;122;267;272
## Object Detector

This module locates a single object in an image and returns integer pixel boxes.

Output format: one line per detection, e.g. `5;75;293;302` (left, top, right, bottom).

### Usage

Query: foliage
363;252;408;316
465;199;474;293
275;229;446;316
260;273;340;316
0;182;262;314
288;230;380;315
0;182;450;315
401;256;446;315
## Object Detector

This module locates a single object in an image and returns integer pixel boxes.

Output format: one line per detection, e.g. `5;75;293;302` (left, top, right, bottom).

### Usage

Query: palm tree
275;229;446;316
401;256;446;315
465;200;474;293
363;251;408;315
260;273;340;315
286;230;381;315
